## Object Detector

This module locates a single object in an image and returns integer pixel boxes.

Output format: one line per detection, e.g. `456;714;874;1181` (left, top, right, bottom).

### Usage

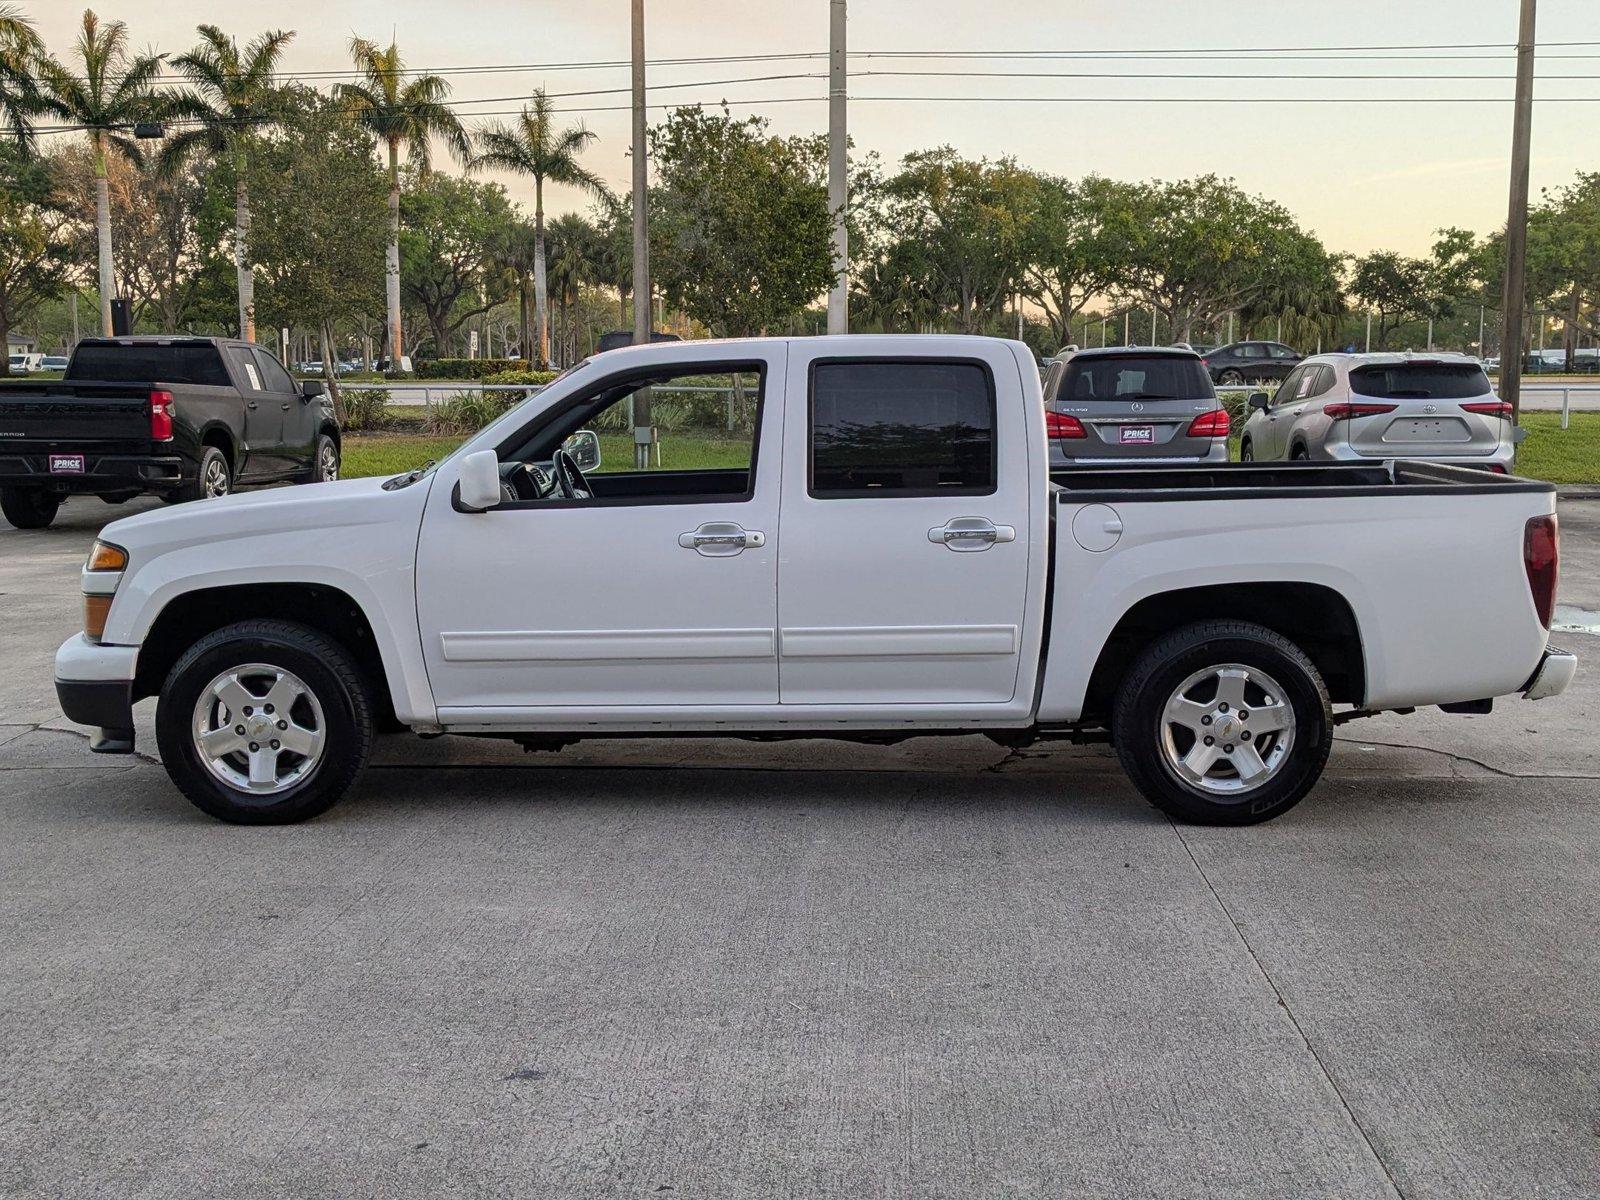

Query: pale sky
22;0;1600;258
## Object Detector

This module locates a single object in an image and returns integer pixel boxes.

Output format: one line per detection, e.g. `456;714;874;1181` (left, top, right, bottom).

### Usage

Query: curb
1556;486;1600;500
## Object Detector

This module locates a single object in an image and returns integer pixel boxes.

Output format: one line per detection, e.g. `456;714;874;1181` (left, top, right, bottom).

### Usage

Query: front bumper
1523;647;1577;701
55;633;138;752
0;453;183;494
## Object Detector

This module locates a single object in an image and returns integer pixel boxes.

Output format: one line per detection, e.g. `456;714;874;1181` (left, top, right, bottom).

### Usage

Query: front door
251;347;315;470
416;347;785;713
777;342;1034;707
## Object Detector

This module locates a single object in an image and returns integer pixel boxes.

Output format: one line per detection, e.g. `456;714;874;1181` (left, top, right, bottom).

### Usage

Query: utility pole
630;0;654;469
1365;313;1372;351
826;0;848;334
1499;0;1537;422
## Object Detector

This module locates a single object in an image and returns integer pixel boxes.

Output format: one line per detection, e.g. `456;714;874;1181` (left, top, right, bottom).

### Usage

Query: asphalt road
2;495;1597;1199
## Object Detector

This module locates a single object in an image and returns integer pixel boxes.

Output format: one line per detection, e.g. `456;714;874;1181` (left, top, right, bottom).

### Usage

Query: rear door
1048;353;1217;461
1342;362;1503;459
221;345;286;477
777;343;1033;707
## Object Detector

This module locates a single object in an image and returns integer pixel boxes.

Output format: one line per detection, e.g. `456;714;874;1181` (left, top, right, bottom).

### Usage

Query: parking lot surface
2;496;1597;1199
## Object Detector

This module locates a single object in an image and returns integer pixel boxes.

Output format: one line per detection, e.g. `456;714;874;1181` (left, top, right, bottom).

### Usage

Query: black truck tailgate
0;383;153;447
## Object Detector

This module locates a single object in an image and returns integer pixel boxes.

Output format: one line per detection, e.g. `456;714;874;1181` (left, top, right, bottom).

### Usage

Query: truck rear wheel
1112;621;1332;825
155;619;374;824
1;486;61;529
177;446;231;503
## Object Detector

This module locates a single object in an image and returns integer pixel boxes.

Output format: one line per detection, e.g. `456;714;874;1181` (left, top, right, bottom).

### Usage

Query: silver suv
1043;346;1229;468
1238;353;1516;472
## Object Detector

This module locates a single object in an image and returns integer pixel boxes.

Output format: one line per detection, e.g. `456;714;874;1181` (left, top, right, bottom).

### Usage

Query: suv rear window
1050;355;1214;403
1350;364;1491;400
65;343;230;387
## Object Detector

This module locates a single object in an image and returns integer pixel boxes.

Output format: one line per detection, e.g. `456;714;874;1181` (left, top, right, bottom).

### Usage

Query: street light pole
631;0;654;468
826;0;848;335
1499;0;1537;422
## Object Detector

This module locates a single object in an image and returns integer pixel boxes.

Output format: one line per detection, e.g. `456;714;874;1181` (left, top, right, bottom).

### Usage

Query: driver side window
500;363;766;506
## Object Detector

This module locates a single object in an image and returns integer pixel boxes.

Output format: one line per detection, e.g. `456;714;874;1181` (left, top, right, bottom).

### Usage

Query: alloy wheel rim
204;457;229;498
1158;663;1295;798
320;442;339;481
191;663;326;796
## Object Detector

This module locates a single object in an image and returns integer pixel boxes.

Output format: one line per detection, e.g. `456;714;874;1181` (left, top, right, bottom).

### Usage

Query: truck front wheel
1112;621;1333;825
155;619;374;824
1;486;61;529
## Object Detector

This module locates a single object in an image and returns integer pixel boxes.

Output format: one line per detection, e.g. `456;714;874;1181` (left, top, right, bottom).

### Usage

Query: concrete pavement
1;497;1596;1198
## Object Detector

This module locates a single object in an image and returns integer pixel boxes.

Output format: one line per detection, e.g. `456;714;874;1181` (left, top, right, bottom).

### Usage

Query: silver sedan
1238;352;1517;472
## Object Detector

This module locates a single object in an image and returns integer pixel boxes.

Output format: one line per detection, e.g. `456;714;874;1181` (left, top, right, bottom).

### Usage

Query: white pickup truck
55;336;1575;827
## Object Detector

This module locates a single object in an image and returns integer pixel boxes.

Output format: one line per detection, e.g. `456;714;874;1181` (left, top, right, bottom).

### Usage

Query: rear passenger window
810;360;995;497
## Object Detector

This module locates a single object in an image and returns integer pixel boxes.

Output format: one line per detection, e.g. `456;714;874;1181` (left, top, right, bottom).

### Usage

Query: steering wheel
552;448;592;501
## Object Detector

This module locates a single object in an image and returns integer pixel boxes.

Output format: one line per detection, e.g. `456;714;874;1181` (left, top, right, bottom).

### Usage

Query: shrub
424;391;525;436
414;358;532;381
339;387;391;431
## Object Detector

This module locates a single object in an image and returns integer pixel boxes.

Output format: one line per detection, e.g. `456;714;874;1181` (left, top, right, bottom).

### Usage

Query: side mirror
301;379;325;399
562;429;602;472
1248;391;1271;411
456;449;502;513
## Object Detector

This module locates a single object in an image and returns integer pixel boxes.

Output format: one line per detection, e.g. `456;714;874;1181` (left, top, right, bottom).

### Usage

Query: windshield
1051;355;1214;403
383;359;594;487
1350;364;1491;400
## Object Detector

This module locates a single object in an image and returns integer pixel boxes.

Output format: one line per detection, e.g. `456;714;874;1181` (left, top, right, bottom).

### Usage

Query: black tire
178;446;231;503
1290;445;1310;462
1112;620;1333;825
155;619;374;824
1;486;60;529
1239;439;1253;462
1219;369;1244;385
300;433;340;485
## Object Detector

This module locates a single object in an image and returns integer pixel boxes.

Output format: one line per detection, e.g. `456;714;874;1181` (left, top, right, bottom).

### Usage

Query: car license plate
48;454;85;474
1119;426;1155;444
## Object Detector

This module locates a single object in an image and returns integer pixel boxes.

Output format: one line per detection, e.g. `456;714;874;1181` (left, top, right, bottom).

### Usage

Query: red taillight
1046;410;1087;439
1461;400;1514;419
1524;514;1559;629
149;389;173;441
1323;402;1399;420
1186;408;1231;438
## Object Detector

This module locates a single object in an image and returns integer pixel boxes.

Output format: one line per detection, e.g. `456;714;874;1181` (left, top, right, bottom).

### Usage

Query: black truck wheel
1;487;61;529
155;620;374;824
178;446;231;503
300;434;340;484
1112;620;1333;825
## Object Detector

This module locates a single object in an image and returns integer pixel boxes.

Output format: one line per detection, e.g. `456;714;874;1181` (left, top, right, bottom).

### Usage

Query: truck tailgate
0;384;152;446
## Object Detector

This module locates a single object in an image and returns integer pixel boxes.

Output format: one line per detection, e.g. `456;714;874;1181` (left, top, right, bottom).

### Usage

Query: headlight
87;540;128;572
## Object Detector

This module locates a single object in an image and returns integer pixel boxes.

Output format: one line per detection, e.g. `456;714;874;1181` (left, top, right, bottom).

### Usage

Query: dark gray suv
1043;347;1229;468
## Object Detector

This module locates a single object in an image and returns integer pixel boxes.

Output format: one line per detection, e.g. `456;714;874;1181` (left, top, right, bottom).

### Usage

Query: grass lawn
343;413;1600;485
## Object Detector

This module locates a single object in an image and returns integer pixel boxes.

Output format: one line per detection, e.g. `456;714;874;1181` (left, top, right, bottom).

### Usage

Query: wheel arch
196;422;236;467
1079;581;1366;722
133;581;402;729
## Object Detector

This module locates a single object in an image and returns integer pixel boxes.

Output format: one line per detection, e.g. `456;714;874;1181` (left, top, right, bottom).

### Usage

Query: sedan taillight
149;389;174;441
1461;400;1514;419
1186;409;1231;438
1046;411;1087;439
1524;514;1559;629
1323;402;1398;420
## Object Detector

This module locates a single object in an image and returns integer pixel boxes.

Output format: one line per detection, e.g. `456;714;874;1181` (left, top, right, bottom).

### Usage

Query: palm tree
40;11;164;335
472;89;608;368
161;25;294;343
335;38;468;371
547;213;601;366
0;5;53;151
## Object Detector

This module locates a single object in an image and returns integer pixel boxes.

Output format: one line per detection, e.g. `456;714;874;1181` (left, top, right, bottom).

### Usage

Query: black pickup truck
0;337;341;529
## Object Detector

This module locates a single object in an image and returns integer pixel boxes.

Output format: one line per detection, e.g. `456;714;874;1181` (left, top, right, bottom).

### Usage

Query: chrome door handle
247;400;258;409
928;517;1016;552
281;402;292;410
678;521;766;556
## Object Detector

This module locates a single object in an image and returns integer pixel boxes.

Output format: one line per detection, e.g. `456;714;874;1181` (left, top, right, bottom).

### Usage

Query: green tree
399;169;516;357
471;90;608;367
334;38;468;369
1019;174;1136;345
0;4;53;152
0;145;69;375
649;106;832;337
546;212;603;365
39;10;164;336
162;24;296;343
1348;250;1433;349
247;89;386;413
